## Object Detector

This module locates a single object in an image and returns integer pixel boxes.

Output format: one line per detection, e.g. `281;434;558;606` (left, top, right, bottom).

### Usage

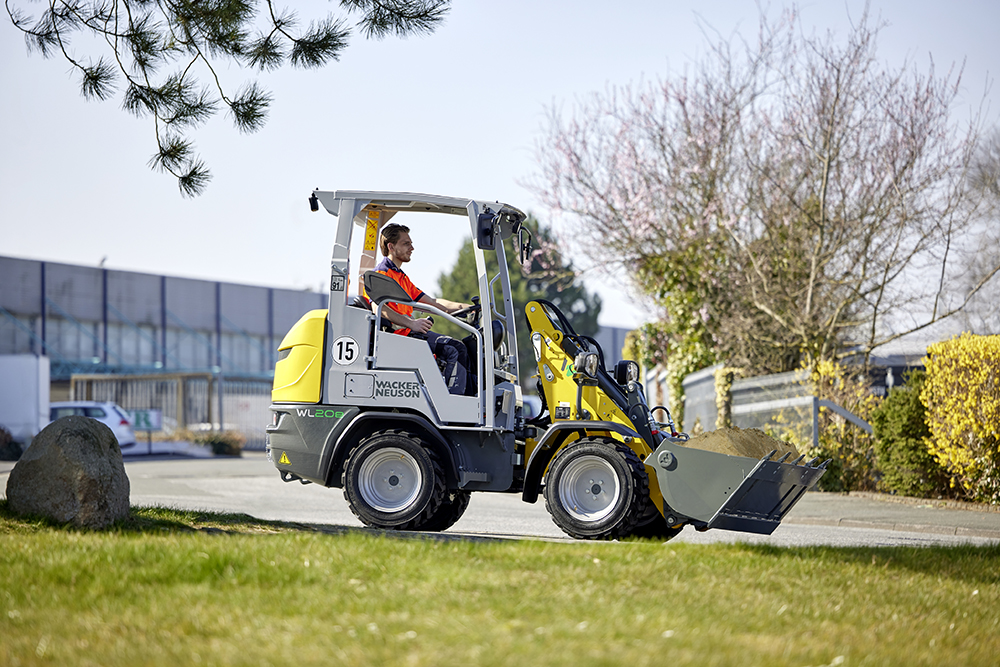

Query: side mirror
518;227;533;266
477;210;496;250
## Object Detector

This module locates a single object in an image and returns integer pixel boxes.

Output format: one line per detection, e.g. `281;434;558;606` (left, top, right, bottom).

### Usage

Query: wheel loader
265;190;827;539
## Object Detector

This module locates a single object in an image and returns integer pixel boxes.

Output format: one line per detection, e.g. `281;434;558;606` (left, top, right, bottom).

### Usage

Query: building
1;255;327;389
2;255;632;447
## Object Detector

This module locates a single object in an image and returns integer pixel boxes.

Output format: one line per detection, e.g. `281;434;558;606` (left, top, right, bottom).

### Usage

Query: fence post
217;372;225;433
812;395;820;450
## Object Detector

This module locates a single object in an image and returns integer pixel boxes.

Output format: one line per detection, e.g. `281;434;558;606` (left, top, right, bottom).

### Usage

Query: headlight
575;352;599;378
614;360;640;385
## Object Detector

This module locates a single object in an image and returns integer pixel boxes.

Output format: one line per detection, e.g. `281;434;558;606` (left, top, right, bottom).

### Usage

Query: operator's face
389;231;414;263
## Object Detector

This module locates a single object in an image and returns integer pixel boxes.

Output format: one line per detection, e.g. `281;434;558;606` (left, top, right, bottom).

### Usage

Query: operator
374;223;474;396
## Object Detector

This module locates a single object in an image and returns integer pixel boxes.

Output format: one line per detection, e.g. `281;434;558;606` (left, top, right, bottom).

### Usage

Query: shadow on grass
0;499;506;543
4;499;999;577
731;541;1000;584
0;499;296;535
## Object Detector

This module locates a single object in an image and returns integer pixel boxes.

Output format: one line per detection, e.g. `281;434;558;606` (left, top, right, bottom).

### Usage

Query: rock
5;416;130;528
680;426;800;460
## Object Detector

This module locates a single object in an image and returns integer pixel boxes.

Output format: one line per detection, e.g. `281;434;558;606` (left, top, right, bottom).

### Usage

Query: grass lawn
1;502;998;666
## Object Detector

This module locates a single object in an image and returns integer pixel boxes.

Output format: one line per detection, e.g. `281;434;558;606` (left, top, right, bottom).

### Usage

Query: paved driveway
3;453;998;546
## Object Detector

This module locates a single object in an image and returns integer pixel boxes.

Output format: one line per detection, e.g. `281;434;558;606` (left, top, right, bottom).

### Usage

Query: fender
521;420;644;503
326;410;462;488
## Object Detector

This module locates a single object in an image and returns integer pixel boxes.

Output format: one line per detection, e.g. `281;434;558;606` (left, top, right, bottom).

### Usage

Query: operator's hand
409;317;433;334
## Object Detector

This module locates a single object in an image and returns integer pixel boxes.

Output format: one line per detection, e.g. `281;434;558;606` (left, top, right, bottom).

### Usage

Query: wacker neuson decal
374;380;420;399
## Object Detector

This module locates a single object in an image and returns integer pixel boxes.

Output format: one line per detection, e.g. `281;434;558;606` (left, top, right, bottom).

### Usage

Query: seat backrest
351;291;395;332
363;271;413;305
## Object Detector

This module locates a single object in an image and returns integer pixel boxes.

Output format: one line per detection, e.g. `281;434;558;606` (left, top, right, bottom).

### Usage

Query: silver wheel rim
557;454;621;522
357;447;424;513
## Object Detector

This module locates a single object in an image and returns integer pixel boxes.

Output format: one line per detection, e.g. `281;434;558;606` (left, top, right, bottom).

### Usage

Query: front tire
342;430;445;530
626;509;685;541
417;490;471;532
543;438;649;540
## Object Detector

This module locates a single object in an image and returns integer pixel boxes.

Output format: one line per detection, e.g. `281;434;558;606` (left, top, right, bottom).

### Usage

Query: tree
530;5;998;380
436;215;602;384
6;0;449;196
957;127;1000;334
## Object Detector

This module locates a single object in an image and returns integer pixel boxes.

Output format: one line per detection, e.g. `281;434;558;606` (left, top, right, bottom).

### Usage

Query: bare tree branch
529;4;996;375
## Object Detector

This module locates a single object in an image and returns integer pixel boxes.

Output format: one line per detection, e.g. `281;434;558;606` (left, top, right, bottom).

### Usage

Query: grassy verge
2;501;998;666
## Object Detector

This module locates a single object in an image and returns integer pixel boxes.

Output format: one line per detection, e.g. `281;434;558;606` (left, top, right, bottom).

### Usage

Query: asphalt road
3;452;998;547
11;452;1000;546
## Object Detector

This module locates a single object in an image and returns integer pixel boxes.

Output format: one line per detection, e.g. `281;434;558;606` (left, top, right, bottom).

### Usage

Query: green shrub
871;371;949;497
194;431;245;457
808;361;882;492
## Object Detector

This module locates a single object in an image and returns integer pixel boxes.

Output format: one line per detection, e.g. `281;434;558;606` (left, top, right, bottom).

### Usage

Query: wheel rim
357;447;424;513
557;454;621;523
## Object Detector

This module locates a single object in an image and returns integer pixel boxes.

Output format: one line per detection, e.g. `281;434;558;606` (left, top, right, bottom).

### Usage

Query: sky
2;0;998;329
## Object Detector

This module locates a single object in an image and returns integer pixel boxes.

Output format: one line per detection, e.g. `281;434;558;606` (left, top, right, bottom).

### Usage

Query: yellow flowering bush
920;333;1000;503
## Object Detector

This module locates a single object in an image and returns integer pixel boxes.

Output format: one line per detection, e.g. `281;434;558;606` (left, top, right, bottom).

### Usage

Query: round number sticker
332;336;359;365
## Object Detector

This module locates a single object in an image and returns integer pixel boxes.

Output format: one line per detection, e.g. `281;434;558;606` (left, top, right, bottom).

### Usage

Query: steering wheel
452;303;481;319
452;297;482;327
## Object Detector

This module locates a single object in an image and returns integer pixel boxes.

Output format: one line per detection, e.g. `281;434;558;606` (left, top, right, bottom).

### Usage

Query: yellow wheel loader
265;190;827;539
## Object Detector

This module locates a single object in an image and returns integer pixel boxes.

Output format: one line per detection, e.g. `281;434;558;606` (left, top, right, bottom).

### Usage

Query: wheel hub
357;447;423;513
558;455;621;522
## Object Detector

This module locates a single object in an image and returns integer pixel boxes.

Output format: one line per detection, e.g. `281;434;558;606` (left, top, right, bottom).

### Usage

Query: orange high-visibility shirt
373;257;425;336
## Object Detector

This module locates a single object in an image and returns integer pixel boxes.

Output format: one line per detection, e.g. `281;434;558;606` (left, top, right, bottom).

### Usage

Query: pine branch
80;56;117;99
289;16;350;68
227;81;270;133
6;0;452;195
341;0;449;39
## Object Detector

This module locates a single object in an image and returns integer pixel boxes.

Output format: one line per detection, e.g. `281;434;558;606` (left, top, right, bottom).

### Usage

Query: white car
49;401;137;448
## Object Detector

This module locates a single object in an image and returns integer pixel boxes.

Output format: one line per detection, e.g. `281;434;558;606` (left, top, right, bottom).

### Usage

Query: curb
848;491;1000;514
784;516;1000;540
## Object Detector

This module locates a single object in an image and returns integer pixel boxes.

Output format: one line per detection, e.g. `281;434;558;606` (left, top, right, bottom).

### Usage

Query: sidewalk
786;491;1000;540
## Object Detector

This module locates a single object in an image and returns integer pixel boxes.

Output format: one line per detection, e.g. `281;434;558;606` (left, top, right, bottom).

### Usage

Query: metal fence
680;363;722;432
730;370;814;443
70;373;271;450
680;366;872;448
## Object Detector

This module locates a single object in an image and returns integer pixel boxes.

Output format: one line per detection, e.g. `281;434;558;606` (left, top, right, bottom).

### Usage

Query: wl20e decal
297;408;348;418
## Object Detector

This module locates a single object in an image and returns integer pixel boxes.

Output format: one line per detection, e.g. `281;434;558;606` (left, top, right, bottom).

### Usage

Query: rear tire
342;430;445;530
543;438;649;540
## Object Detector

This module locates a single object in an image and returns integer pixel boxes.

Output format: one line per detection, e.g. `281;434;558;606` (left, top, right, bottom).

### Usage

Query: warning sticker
364;210;380;251
278;451;291;465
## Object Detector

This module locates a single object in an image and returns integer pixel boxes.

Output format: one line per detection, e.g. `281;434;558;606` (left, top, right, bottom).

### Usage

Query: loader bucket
647;441;827;535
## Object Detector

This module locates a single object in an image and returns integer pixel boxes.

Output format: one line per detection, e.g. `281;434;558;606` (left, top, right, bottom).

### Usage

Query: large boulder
5;416;130;528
